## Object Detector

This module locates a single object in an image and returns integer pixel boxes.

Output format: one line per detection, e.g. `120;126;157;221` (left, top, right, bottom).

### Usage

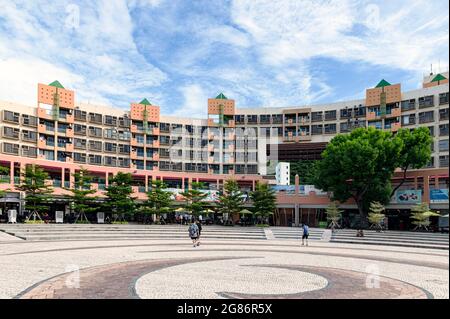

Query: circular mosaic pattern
135;259;329;299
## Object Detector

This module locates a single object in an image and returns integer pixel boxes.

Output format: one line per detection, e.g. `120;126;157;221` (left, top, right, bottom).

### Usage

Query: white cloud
172;84;209;118
0;0;167;108
230;0;449;71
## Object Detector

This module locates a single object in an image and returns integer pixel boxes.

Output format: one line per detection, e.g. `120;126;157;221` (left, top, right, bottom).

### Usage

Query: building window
418;95;434;109
74;153;87;163
88;154;102;165
439;124;449;136
74;110;87;121
104;142;117;153
3;110;20;123
74;124;86;135
439;155;449;168
104;128;118;139
311;124;323;135
88;112;102;123
401;99;416;111
418;111;434;124
311;112;323;122
22;114;38;127
324;123;336;134
2;126;20;139
22;130;37;142
324;110;337;121
439;108;449;121
439;139;449;152
88;140;102;151
2;142;19;155
21;146;37;158
401;114;416;126
88;126;102;137
439;92;449;105
104;115;117;126
74;138;86;149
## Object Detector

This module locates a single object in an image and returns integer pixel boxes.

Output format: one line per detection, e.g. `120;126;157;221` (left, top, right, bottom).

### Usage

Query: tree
390;127;432;197
325;202;343;231
66;168;98;223
250;182;276;225
143;180;173;223
181;182;208;219
17;165;53;221
313;127;402;228
217;180;245;223
368;201;386;231
0;166;9;216
103;172;136;222
288;160;317;185
410;202;440;231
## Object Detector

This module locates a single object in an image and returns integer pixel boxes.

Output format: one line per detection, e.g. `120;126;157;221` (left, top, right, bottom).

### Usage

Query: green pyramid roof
215;93;227;99
431;74;447;82
375;79;391;88
49;80;64;89
139;98;152;105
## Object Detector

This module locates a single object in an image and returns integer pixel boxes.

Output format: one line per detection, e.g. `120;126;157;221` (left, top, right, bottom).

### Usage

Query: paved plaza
0;225;448;299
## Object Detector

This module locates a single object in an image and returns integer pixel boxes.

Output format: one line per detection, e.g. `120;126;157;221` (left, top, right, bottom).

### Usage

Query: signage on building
271;185;296;194
300;185;327;196
394;189;422;204
430;189;449;203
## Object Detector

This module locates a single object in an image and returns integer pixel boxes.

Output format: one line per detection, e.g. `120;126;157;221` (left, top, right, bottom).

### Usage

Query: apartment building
0;73;448;228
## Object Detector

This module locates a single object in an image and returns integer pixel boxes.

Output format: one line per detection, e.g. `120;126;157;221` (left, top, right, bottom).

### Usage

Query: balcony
285;118;296;125
37;108;54;121
131;124;139;133
59;113;74;123
386;108;401;117
130;150;138;160
367;112;378;120
391;122;401;132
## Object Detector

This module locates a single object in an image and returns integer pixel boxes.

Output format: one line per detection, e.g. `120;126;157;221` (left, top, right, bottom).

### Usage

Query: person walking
188;220;199;247
301;223;309;246
195;220;203;246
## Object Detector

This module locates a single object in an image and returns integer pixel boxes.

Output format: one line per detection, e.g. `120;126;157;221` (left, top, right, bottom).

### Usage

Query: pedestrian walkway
0;224;266;241
270;227;324;241
330;229;449;250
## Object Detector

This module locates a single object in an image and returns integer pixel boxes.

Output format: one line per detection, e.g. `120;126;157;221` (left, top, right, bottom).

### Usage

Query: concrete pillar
105;172;109;187
435;176;439;188
295;174;299;194
69;168;75;188
252;179;256;191
9;161;14;185
414;177;418;189
216;179;220;190
19;162;25;183
294;204;299;227
423;175;430;203
61;167;65;186
145;175;148;191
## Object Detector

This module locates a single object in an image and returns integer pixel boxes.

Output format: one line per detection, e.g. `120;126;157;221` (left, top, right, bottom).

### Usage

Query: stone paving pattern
0;226;448;299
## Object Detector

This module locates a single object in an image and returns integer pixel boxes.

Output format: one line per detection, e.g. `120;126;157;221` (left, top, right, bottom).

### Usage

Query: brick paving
0;234;447;299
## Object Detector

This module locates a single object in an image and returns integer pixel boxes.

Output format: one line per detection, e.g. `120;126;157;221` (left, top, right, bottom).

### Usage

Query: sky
0;0;448;118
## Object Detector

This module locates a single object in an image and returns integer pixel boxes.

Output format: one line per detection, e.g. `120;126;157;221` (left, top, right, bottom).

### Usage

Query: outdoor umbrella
175;207;185;212
239;209;253;215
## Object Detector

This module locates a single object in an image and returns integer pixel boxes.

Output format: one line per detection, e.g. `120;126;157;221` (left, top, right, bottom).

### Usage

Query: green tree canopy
181;182;208;217
325;201;343;229
313;127;402;228
66;168;98;223
250;182;276;225
217;180;245;220
17;165;53;221
391;127;432;196
313;127;432;228
103;172;136;220
143;180;173;217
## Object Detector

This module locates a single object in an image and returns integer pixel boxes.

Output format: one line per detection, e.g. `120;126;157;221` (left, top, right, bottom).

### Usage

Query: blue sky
0;0;448;118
